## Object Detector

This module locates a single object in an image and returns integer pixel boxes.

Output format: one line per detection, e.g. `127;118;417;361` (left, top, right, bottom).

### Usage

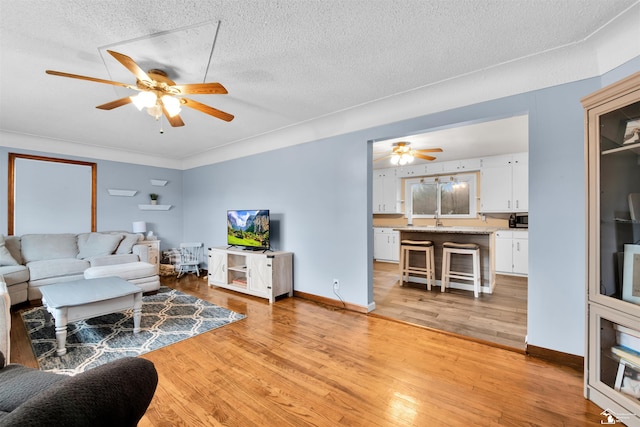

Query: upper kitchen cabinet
584;71;640;426
373;168;402;214
479;153;528;213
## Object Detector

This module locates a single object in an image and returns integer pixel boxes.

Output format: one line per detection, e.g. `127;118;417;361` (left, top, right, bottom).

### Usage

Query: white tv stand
208;247;293;303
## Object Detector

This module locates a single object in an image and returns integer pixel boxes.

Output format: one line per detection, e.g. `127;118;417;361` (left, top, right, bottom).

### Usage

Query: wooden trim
581;71;640;109
293;290;369;314
7;153;97;234
526;344;584;371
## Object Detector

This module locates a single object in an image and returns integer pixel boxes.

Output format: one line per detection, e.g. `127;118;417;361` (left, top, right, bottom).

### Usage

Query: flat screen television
227;210;270;250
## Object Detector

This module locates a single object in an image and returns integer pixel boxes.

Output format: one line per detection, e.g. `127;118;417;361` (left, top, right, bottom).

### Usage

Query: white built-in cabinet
480;153;528;213
373;228;400;262
208;247;293;303
373;168;402;213
495;230;528;275
427;158;482;175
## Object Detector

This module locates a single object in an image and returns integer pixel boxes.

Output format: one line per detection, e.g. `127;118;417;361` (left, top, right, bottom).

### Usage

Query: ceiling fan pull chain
159;114;164;134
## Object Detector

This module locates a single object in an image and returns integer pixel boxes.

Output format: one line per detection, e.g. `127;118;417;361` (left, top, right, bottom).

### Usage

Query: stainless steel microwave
509;213;528;228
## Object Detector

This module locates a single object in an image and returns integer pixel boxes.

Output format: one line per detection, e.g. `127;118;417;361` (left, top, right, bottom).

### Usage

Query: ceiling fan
45;50;234;127
375;142;443;165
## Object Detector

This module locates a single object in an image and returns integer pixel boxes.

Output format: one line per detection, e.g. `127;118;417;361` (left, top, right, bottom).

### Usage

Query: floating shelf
138;204;172;211
108;189;137;197
150;179;168;186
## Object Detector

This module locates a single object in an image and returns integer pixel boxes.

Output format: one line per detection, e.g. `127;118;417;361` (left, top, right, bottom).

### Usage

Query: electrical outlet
332;279;339;292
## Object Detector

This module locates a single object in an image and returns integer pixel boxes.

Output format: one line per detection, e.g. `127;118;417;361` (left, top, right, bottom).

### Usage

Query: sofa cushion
21;234;78;263
89;254;139;267
76;233;123;259
84;261;157;281
0;265;29;285
27;259;90;282
0;364;66;413
3;236;23;265
110;232;143;254
0;236;18;266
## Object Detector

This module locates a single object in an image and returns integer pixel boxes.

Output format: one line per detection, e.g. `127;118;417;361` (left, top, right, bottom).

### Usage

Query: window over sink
405;173;477;219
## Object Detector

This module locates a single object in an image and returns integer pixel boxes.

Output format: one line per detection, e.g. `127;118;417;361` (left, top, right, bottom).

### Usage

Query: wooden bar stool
441;242;481;298
399;240;435;290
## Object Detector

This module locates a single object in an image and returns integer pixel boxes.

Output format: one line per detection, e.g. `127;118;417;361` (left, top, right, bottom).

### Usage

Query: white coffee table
39;277;143;356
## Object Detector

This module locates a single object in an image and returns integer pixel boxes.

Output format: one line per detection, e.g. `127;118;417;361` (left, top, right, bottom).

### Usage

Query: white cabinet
480;153;528;213
495;230;528;275
373;168;401;213
427;158;481;175
208;247;293;303
374;228;399;262
396;164;426;177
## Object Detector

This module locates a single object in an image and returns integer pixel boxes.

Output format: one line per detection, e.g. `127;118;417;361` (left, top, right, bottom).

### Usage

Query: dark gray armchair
0;352;158;426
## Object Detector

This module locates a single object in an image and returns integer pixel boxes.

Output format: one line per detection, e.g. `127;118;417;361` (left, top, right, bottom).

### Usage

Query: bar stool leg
473;249;481;298
441;248;449;292
399;246;406;285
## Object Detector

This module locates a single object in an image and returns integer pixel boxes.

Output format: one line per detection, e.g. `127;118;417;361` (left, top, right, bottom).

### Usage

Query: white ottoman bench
84;262;160;293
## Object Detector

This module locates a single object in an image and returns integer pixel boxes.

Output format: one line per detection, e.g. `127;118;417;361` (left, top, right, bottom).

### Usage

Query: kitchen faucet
435;209;443;227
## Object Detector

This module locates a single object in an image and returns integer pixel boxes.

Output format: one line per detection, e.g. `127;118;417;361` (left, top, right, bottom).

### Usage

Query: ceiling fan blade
374;154;392;162
96;97;132;110
417;148;443;153
162;107;185;127
45;70;138;90
181;98;234;122
414;153;437;161
107;50;150;82
172;82;228;95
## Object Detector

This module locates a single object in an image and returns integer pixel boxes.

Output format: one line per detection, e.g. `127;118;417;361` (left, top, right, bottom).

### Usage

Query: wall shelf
138;204;172;210
150;179;168;186
107;189;137;197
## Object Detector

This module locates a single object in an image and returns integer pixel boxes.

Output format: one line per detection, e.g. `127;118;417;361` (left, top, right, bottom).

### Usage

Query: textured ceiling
0;0;638;169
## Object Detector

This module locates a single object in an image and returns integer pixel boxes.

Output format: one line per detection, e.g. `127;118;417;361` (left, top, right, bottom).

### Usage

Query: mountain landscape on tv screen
227;210;269;248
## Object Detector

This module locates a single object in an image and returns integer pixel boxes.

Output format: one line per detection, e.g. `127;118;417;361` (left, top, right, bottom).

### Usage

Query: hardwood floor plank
7;273;603;426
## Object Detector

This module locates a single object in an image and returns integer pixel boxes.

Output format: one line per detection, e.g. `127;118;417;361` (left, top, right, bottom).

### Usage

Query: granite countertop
392;226;500;234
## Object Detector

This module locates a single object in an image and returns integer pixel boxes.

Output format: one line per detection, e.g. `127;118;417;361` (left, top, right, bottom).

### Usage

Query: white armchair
0;277;11;365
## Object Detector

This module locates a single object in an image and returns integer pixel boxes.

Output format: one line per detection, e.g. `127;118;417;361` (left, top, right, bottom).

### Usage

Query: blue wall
0;145;184;250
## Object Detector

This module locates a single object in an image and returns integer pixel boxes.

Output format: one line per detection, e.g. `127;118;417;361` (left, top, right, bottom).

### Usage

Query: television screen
227;210;270;249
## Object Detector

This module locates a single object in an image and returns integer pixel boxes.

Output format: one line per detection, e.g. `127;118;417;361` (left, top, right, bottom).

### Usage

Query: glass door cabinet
584;71;640;426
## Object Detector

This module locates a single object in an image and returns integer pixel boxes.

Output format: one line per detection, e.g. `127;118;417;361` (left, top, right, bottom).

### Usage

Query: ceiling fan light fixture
390;153;401;165
146;103;163;120
161;95;182;117
131;91;157;110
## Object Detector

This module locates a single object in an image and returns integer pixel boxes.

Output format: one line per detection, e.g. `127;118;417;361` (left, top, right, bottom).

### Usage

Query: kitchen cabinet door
481;164;512;212
512;153;528;212
512;233;529;275
495;231;514;273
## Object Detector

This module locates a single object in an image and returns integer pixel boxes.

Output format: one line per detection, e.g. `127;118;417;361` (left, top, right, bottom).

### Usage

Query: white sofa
0;232;160;305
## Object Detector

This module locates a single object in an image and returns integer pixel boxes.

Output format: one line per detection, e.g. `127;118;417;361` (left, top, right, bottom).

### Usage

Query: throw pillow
115;233;143;254
0;235;18;266
76;233;123;259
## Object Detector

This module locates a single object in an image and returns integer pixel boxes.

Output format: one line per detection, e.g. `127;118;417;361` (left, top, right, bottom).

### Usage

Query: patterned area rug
21;286;245;375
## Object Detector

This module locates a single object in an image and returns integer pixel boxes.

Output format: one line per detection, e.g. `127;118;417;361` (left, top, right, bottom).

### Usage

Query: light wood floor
9;274;602;426
372;261;528;351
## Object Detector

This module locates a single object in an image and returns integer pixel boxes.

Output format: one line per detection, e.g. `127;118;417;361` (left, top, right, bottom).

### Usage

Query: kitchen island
393;226;499;294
